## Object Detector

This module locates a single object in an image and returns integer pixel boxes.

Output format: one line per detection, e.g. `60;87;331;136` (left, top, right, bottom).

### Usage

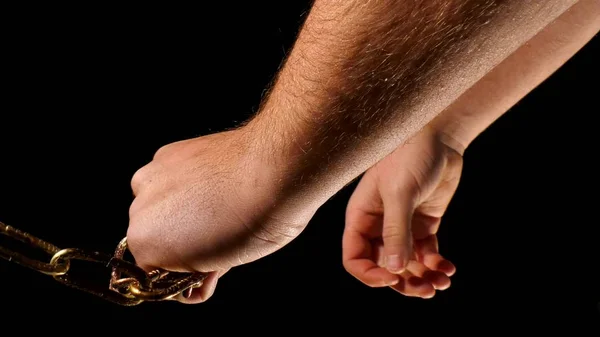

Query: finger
420;254;456;277
345;173;385;239
130;165;151;196
343;230;400;287
344;259;401;288
389;266;435;299
130;162;164;197
380;190;414;274
344;177;400;287
415;235;456;276
407;259;451;291
175;269;228;304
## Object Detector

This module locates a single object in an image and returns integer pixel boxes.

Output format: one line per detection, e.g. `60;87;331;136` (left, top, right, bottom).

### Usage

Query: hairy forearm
431;0;600;154
245;0;576;205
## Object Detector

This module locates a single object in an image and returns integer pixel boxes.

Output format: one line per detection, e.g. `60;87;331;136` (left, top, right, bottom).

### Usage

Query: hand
127;129;314;304
343;125;460;298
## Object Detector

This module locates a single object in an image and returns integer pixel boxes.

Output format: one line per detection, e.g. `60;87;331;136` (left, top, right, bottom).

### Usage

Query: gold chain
0;221;206;306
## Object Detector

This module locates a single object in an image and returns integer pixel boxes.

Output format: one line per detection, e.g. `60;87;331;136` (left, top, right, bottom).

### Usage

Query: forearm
430;0;600;154
245;0;575;204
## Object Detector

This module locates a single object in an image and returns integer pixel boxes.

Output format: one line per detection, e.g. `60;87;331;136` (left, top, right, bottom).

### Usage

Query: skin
126;0;597;303
344;125;462;298
343;0;600;299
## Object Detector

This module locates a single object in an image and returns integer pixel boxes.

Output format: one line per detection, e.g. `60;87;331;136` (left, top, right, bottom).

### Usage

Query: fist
127;130;311;303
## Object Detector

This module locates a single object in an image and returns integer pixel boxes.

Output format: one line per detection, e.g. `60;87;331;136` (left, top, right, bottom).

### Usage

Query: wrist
240;109;349;211
426;119;469;156
236;117;321;201
242;110;305;178
231;123;327;225
428;113;486;156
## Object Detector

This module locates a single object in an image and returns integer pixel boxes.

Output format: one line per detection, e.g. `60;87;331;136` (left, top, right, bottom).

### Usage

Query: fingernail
386;255;405;273
182;288;193;299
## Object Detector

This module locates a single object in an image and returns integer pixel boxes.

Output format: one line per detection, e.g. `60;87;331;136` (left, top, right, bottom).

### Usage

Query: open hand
343;126;461;298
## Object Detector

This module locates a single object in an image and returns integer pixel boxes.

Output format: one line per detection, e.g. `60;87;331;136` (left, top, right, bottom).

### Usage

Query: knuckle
153;145;170;160
128;198;142;218
342;259;353;274
382;225;407;241
130;164;157;193
131;166;147;187
342;261;360;279
153;141;181;160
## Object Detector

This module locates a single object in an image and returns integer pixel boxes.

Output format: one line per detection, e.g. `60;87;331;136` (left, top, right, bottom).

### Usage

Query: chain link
0;221;206;306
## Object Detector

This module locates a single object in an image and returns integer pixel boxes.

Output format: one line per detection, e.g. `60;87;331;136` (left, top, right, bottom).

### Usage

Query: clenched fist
127;129;315;303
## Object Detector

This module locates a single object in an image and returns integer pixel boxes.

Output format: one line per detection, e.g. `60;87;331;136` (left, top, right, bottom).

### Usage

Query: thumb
381;186;416;274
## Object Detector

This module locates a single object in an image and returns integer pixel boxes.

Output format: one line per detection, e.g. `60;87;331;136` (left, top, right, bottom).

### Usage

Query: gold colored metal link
0;221;206;306
109;238;206;301
0;222;69;276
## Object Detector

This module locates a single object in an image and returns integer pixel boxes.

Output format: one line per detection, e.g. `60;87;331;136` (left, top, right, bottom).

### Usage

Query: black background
0;2;598;330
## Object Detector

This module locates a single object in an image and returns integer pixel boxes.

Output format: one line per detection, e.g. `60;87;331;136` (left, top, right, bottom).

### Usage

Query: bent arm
244;0;576;207
431;0;600;153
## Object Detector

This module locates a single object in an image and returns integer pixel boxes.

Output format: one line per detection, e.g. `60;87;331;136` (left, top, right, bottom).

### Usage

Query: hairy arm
431;0;600;153
245;0;576;208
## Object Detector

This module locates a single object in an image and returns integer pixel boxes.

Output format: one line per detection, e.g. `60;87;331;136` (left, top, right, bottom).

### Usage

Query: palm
343;128;462;298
